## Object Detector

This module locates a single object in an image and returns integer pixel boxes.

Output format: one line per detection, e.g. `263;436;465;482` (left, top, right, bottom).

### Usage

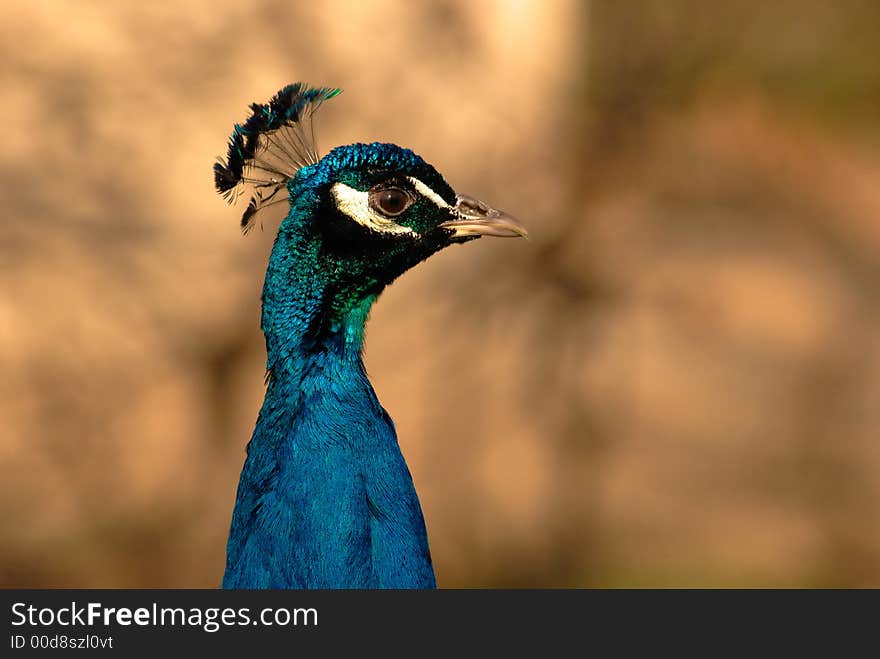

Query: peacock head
214;84;526;321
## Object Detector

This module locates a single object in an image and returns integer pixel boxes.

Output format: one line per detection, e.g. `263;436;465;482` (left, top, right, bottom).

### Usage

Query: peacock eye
370;187;412;217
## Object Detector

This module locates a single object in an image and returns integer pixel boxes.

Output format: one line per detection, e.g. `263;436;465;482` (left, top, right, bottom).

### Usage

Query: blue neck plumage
258;220;377;425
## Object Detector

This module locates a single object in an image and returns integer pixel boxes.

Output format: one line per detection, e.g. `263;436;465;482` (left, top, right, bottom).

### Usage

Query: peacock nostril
455;194;494;218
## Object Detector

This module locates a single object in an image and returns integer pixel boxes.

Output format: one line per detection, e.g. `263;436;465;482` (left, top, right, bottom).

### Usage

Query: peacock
215;83;527;589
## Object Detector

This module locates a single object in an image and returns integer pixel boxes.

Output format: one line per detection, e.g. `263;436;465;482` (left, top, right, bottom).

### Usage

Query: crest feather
214;83;342;233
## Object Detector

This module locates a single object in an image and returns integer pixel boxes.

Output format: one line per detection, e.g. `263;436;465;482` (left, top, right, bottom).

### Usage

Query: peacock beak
438;194;529;239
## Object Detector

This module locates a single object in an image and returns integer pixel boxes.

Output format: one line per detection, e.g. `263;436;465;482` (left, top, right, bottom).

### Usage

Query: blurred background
2;0;879;588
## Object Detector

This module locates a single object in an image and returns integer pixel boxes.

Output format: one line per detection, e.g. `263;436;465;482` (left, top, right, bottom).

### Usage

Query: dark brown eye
371;188;411;217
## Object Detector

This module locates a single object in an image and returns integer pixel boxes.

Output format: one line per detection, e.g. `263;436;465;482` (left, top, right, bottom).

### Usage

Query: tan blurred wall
1;1;878;587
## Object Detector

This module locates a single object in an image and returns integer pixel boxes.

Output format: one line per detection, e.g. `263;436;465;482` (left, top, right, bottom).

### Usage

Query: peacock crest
213;83;342;233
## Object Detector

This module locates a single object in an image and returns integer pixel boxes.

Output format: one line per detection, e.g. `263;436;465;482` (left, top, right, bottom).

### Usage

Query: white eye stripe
407;177;451;209
331;182;415;236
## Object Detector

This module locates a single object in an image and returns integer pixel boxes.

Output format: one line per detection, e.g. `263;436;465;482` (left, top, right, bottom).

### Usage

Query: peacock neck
264;292;375;389
257;222;380;426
